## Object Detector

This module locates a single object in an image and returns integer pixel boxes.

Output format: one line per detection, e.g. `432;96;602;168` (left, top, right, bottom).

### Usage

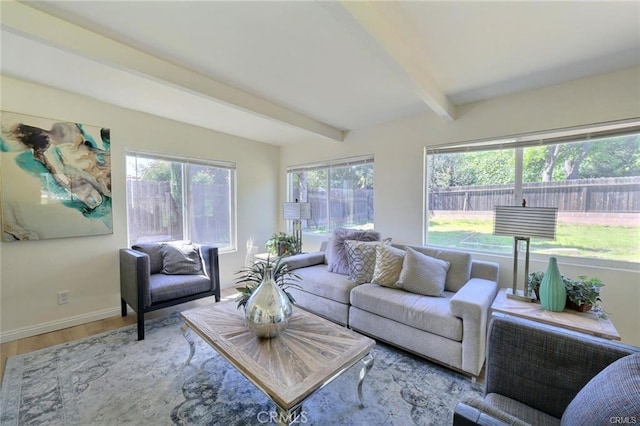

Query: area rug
1;312;481;425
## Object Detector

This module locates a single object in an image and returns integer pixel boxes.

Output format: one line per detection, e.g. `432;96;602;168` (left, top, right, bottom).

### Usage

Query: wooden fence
126;180;230;244
301;189;374;229
428;177;640;213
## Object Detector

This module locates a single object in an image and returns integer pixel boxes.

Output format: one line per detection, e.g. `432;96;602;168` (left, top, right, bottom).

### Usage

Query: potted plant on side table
265;232;297;257
527;272;607;318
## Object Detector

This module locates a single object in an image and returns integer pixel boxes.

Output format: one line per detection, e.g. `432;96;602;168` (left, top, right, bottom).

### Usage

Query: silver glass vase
244;267;293;338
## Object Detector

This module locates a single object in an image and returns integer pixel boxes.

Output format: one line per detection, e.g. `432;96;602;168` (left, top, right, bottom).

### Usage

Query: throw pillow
405;245;472;292
397;247;450;297
561;353;640;425
160;243;204;275
132;243;164;274
371;244;405;288
345;240;381;284
327;228;381;275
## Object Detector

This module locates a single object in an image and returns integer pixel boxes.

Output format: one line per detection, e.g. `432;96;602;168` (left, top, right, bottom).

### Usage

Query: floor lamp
283;200;311;254
493;204;558;302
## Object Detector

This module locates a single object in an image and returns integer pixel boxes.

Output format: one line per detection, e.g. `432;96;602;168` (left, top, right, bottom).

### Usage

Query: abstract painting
0;111;112;241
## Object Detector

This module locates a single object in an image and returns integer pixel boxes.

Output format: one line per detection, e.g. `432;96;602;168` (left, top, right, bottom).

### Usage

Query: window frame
125;150;237;251
423;119;640;268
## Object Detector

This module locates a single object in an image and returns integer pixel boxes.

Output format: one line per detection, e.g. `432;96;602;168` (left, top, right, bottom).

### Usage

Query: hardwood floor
0;288;240;381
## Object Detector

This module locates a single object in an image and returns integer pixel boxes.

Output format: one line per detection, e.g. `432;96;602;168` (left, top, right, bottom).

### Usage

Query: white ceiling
2;1;639;145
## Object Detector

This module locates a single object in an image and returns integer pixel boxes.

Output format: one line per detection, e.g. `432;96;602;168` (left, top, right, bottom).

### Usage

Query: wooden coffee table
180;300;375;425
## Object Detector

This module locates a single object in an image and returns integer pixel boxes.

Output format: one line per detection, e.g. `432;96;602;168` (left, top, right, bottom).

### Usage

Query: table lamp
283;199;311;254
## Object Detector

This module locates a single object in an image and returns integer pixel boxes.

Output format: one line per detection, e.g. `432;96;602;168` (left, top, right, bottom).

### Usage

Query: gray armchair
120;242;220;340
454;313;640;425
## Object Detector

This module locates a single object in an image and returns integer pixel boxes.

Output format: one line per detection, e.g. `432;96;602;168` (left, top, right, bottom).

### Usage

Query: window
425;122;640;263
126;151;236;250
287;155;374;234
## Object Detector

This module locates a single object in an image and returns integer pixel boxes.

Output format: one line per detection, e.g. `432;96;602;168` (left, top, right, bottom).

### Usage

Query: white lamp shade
493;206;557;239
283;202;311;220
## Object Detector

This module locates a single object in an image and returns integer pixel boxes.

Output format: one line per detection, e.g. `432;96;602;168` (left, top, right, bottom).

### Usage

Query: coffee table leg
358;353;374;407
181;323;196;365
276;404;302;426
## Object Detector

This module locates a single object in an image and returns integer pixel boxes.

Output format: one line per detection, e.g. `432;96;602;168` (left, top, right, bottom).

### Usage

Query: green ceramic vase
539;257;566;312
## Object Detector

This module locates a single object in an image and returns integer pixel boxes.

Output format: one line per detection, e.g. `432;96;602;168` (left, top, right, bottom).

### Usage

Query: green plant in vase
564;275;606;316
265;232;297;256
234;257;302;309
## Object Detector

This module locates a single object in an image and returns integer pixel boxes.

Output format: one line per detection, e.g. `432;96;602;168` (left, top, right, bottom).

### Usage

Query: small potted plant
265;232;297;256
234;257;302;310
564;275;605;313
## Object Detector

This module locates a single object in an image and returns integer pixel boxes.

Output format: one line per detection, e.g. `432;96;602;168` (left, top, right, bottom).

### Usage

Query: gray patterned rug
1;311;481;425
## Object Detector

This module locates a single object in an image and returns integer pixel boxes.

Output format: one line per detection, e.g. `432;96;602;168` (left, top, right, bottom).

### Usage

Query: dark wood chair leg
137;311;145;341
121;299;127;317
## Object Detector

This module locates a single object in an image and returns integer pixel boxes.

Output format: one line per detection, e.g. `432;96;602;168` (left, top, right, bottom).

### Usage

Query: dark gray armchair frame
120;245;221;340
453;313;639;425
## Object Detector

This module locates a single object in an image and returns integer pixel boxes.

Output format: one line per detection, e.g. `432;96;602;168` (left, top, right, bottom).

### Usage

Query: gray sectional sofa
283;236;500;378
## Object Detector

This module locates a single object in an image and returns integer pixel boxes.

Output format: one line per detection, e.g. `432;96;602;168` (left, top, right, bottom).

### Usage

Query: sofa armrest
485;313;639;419
449;278;499;376
471;260;499;282
119;248;151;309
280;251;325;270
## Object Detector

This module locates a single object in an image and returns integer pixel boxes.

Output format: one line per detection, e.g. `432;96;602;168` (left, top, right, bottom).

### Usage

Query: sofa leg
137;312;145;341
121;299;127;317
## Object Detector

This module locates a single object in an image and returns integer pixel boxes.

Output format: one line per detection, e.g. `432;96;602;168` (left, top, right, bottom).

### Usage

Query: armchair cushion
160;243;203;275
149;273;212;304
561;352;640;425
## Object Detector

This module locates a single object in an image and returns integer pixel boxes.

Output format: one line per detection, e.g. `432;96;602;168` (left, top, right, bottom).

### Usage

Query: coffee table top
180;300;375;410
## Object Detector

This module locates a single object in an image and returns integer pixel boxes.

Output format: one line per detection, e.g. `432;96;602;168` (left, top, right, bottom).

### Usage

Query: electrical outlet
58;291;70;305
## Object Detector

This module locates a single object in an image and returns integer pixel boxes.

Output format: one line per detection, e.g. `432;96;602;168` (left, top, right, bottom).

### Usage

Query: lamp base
506;288;536;302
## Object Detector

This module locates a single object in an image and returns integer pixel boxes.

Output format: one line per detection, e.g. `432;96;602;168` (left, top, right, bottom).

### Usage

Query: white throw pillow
397;247;450;297
371;244;405;288
345;240;381;284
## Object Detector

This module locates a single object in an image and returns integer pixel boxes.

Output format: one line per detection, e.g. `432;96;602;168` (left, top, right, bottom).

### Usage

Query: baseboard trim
0;306;122;343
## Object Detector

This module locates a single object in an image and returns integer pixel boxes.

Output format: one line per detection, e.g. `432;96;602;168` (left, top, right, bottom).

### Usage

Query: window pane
288;158;374;234
126;156;184;244
426;149;515;253
521;136;640;262
187;164;232;246
425;133;640;263
126;153;235;250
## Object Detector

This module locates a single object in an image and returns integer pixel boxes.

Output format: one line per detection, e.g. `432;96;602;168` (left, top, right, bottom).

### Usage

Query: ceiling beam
1;0;344;143
336;1;456;122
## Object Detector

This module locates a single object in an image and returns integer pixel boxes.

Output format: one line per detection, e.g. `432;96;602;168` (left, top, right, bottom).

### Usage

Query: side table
490;288;620;341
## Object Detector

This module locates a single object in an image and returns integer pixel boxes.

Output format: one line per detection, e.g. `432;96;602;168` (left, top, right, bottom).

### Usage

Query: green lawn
427;218;640;263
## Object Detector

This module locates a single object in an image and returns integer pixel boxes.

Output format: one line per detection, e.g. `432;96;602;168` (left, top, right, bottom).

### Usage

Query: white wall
0;76;280;341
281;67;640;345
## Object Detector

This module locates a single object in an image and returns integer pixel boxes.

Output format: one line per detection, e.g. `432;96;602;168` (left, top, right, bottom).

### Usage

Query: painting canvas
0;111;112;242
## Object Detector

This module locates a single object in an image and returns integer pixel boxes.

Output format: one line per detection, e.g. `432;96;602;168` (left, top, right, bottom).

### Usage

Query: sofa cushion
405;245;472;292
371;244;405;288
561;353;640;425
295;264;360;304
160;243;204;275
397;248;449;297
345;240;380;284
350;284;463;341
327;228;381;275
132;243;164;274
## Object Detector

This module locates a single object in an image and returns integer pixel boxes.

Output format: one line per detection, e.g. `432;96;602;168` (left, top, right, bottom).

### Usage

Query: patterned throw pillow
327;228;381;275
371;244;405;288
397;247;450;297
345;240;381;284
